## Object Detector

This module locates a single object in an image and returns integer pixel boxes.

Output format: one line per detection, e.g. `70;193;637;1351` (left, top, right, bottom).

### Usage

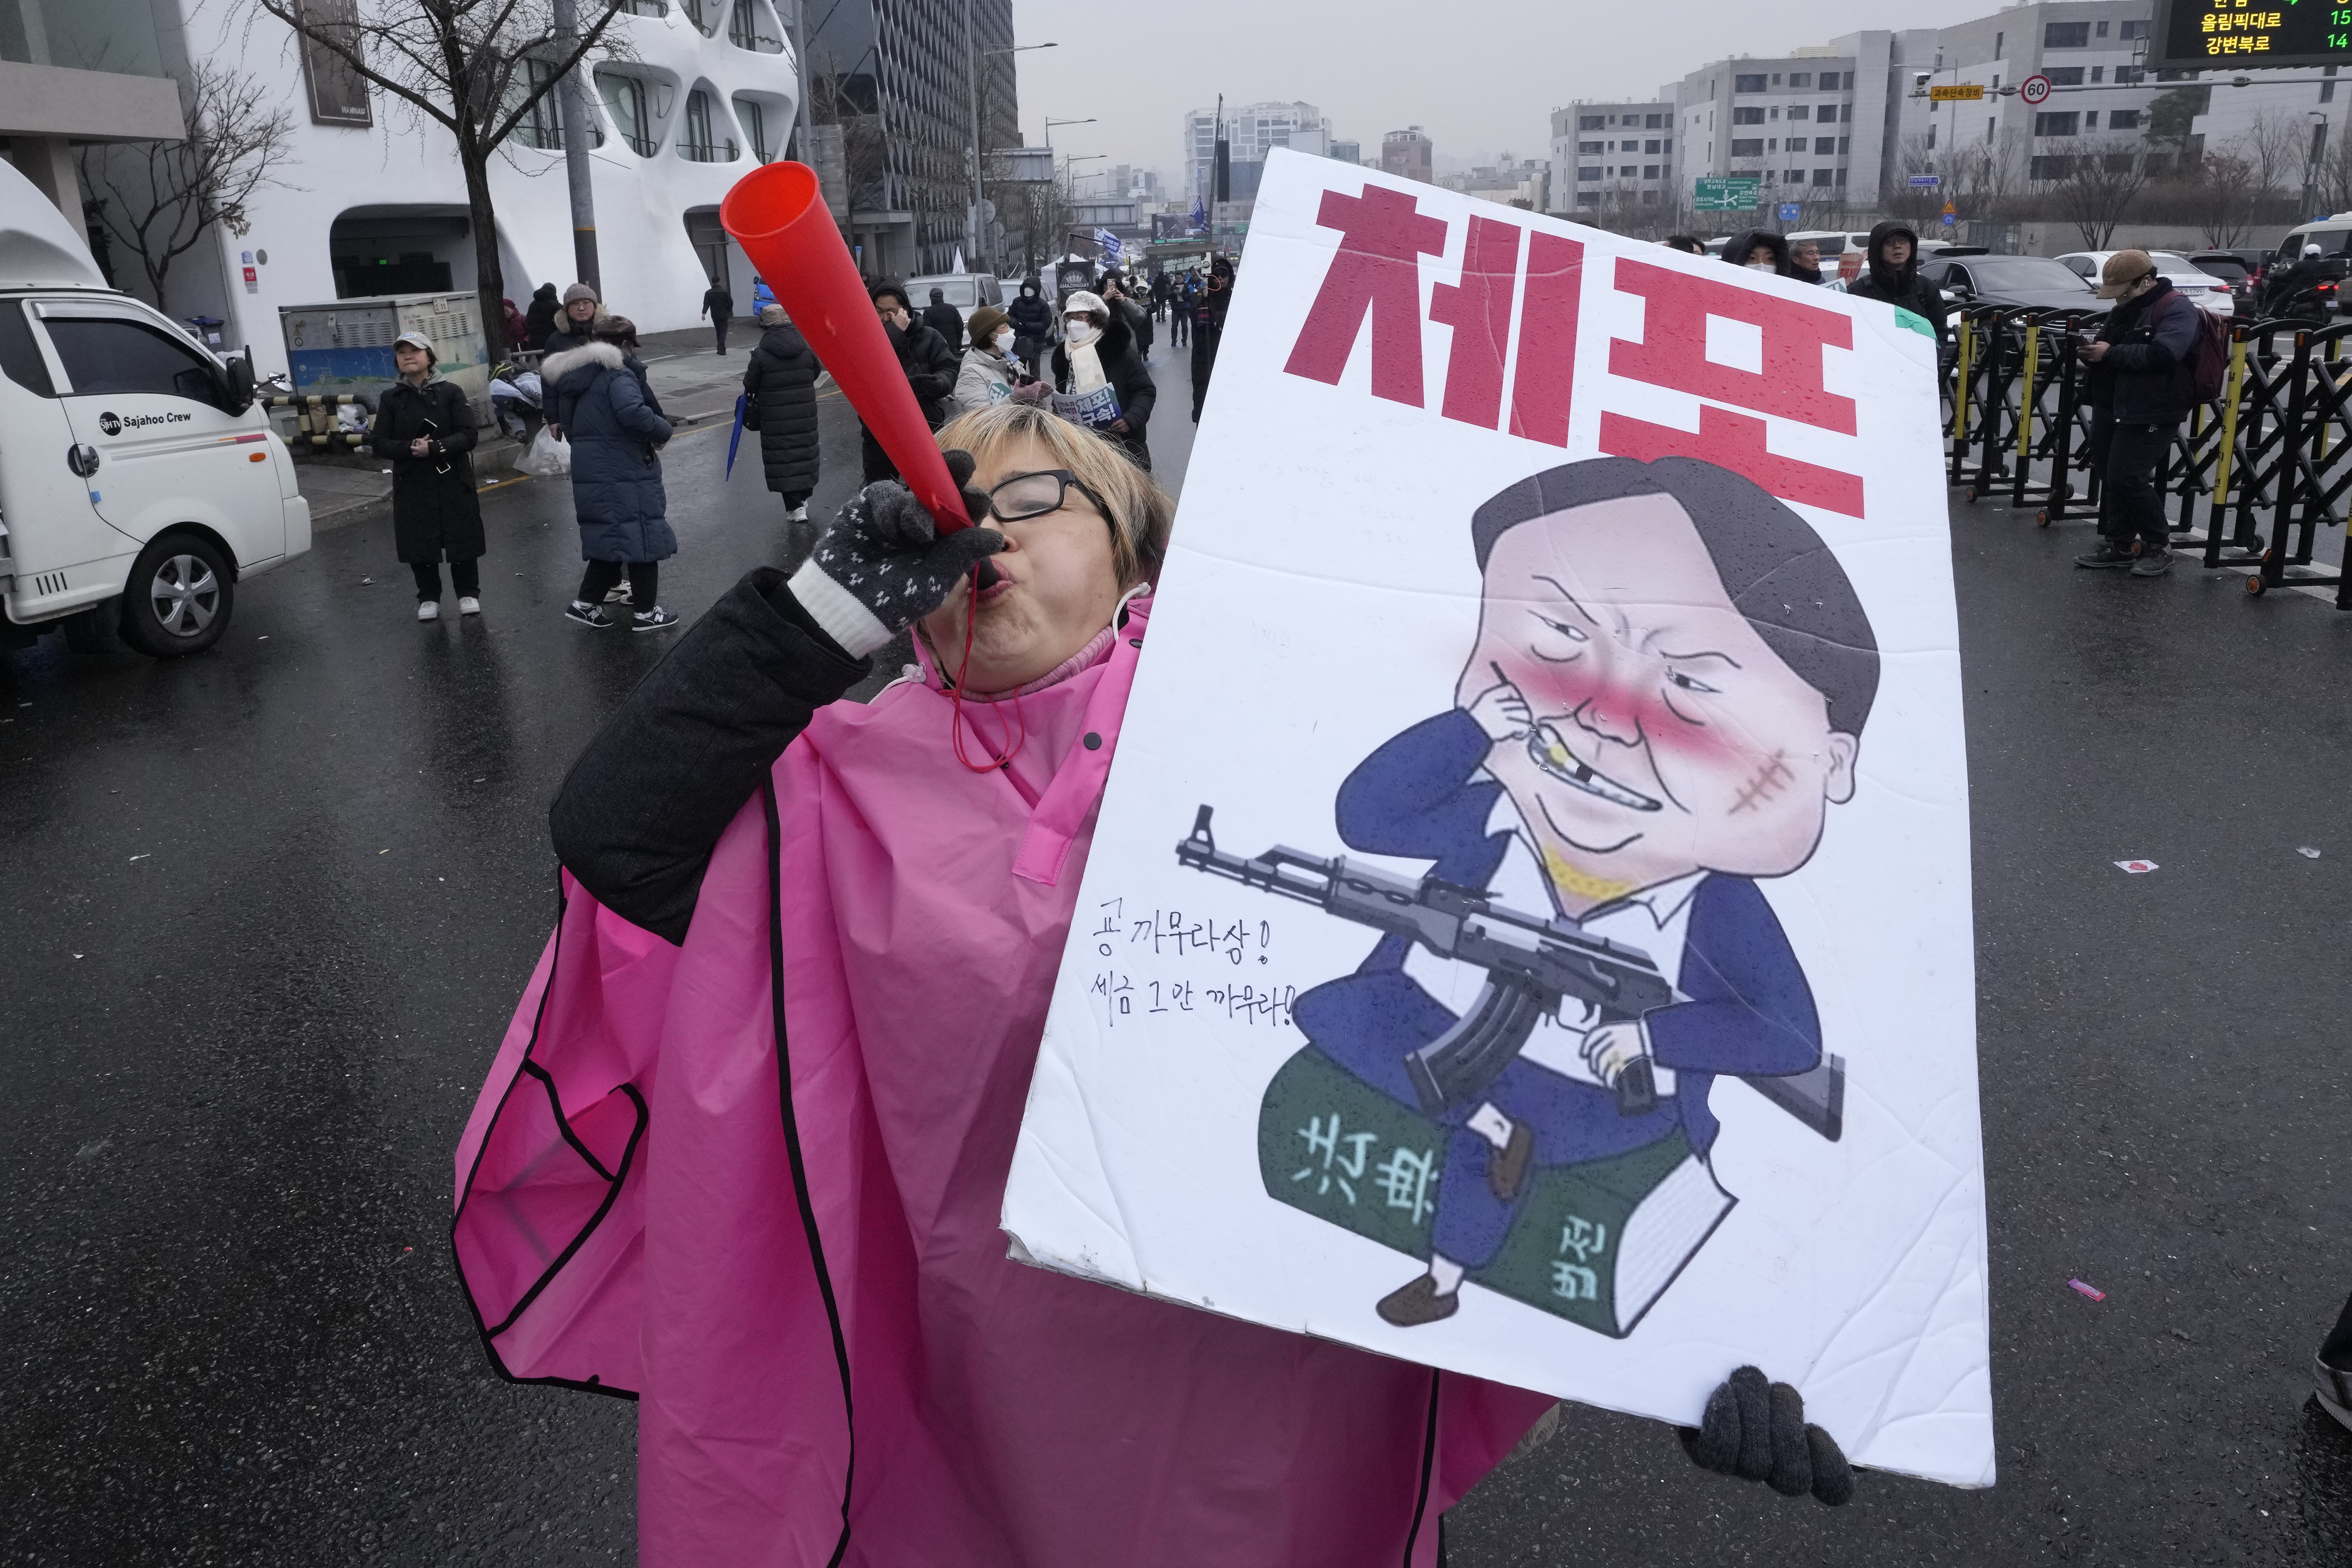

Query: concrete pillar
12;135;83;221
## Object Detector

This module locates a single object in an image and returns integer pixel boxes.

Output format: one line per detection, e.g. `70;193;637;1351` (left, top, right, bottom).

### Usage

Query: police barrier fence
1941;302;2352;606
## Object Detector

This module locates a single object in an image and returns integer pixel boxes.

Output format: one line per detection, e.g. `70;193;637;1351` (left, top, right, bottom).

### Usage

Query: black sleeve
433;384;479;455
549;568;873;943
1120;354;1156;430
367;390;407;462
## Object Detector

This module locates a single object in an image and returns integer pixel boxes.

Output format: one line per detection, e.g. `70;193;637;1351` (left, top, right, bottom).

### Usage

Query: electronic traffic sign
2152;0;2352;69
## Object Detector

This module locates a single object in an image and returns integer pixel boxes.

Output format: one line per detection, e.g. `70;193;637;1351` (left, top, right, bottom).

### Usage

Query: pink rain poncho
453;598;1553;1564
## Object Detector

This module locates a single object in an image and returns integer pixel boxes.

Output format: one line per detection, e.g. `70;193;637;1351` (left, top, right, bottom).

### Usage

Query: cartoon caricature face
1455;493;1859;914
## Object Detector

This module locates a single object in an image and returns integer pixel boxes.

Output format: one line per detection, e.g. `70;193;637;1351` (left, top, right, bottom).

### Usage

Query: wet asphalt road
3;336;2350;1566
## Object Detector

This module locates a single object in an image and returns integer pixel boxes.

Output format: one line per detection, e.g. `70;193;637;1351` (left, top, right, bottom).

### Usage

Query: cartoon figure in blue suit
1292;455;1881;1328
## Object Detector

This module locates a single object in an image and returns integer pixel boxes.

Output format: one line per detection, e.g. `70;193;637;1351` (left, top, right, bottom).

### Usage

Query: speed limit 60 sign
2019;73;2053;106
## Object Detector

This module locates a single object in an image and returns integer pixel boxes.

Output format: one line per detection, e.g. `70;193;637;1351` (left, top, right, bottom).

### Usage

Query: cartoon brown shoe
1377;1274;1461;1327
1488;1120;1535;1202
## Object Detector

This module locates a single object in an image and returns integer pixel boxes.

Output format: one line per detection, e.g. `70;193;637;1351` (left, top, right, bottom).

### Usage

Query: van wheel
119;534;233;658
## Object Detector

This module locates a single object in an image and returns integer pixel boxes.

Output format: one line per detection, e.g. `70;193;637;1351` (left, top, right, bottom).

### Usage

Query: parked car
1919;253;2108;314
1;157;311;658
2186;250;2265;311
2053;250;2235;316
901;271;1005;335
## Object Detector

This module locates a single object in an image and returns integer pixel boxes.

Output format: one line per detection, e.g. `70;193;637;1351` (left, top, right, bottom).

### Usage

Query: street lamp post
964;35;1055;271
2305;109;2330;220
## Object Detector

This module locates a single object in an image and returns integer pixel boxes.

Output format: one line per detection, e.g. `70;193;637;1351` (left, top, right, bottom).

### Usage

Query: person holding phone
370;331;484;620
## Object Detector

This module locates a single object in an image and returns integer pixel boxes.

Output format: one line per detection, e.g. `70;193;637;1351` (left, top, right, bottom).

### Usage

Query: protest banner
1001;147;1992;1488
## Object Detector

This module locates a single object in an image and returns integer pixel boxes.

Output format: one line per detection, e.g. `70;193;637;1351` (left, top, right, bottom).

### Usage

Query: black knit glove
785;449;1002;658
1679;1366;1855;1507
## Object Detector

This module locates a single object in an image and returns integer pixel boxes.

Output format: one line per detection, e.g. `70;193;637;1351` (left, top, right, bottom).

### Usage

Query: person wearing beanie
1051;288;1156;470
543;281;602;360
742;300;823;521
921;286;966;345
950;303;1050;417
1007;275;1054;379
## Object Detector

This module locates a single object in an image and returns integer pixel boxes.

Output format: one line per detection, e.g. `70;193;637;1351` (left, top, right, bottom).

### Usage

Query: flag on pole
1190;198;1208;231
1095;227;1123;260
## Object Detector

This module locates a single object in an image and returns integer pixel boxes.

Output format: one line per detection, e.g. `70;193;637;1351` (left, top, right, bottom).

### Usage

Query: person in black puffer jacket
742;303;822;522
1721;229;1804;279
524;283;561;352
1051;288;1155;470
2074;249;2202;578
1845;221;1950;353
1007;276;1054;380
861;279;960;483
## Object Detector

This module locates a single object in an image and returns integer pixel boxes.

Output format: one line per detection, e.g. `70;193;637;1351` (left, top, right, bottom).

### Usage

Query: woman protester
1722;229;1805;279
455;401;1852;1564
370;331;484;621
949;303;1052;417
543;316;679;632
1845;221;1950;352
741;302;822;523
1051;288;1155;470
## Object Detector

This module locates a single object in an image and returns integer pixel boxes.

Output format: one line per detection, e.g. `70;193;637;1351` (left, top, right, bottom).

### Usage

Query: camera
1914;71;1933;87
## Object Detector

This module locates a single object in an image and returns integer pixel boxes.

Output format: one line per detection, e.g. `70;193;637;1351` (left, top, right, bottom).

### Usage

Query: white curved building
153;0;802;378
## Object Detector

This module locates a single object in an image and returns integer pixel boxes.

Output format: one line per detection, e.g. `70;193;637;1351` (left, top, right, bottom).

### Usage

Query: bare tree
2236;110;2303;207
78;63;295;317
2043;140;2153;248
2187;148;2258;246
248;0;635;359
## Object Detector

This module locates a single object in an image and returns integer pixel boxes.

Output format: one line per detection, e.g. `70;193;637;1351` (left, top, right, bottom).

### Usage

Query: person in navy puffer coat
544;316;680;631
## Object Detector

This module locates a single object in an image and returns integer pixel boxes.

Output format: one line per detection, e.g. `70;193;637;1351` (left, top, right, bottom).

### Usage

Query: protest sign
1054;382;1121;430
1002;148;1992;1488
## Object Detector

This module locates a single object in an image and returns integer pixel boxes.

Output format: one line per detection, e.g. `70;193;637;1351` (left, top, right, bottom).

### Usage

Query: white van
0;159;309;658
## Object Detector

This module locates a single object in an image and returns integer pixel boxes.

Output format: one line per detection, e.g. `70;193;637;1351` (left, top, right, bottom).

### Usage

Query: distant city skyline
1009;0;2009;177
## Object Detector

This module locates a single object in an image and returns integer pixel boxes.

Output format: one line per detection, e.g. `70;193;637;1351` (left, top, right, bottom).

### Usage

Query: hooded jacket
1845;221;1951;351
1007;285;1053;343
2087;278;2203;425
741;321;822;496
544;341;677;562
1051;310;1156;469
1721;230;1802;280
524;284;561;351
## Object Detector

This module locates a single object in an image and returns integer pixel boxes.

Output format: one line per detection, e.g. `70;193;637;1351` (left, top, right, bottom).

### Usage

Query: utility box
276;292;489;422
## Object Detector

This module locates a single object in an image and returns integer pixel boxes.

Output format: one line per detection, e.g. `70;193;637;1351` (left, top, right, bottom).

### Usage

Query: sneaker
604;581;633;605
458;596;481;615
2074;542;2137;569
563;600;614;628
631;606;681;633
2130;549;2173;578
417;600;440;621
788;503;809;523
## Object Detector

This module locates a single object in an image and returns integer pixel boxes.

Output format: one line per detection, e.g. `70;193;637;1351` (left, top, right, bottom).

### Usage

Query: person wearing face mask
1052;289;1155;470
1720;230;1801;280
1007;274;1054;380
861;279;961;483
1846;221;1950;355
951;304;1052;416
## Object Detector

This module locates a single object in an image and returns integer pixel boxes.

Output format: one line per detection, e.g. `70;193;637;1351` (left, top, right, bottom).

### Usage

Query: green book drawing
1258;1047;1734;1338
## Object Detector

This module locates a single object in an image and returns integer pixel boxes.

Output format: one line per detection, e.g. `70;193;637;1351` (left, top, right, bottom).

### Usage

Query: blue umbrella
725;393;747;480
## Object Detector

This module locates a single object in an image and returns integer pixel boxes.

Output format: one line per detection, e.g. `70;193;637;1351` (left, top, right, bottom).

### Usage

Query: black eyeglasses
985;468;1113;526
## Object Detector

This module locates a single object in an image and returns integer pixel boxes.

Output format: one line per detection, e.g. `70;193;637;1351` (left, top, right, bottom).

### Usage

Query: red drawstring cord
948;561;1027;772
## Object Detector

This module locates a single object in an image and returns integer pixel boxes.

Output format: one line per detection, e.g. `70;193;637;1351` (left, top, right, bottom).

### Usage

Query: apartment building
1930;2;2170;183
1182;101;1330;205
1669;32;1930;208
1551;101;1676;212
1381;127;1435;184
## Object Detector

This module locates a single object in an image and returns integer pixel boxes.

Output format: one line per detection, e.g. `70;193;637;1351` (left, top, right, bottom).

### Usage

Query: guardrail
1944;302;2351;605
262;392;373;453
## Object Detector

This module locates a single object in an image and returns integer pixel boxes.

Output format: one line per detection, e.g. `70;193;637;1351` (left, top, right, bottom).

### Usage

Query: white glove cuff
787;558;894;659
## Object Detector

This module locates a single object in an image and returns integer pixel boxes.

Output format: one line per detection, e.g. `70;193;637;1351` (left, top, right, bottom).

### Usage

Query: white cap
394;330;434;353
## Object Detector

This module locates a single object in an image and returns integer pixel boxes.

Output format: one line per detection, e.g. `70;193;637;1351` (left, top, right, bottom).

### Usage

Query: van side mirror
221;351;256;415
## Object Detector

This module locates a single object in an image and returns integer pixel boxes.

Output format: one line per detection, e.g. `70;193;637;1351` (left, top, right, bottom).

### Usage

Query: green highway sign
1694;176;1762;212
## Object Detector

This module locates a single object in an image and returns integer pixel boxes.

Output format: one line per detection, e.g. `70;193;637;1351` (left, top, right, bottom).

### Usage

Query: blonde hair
934;402;1174;588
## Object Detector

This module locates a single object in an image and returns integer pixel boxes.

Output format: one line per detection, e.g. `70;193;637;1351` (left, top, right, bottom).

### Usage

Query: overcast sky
1008;0;1995;175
